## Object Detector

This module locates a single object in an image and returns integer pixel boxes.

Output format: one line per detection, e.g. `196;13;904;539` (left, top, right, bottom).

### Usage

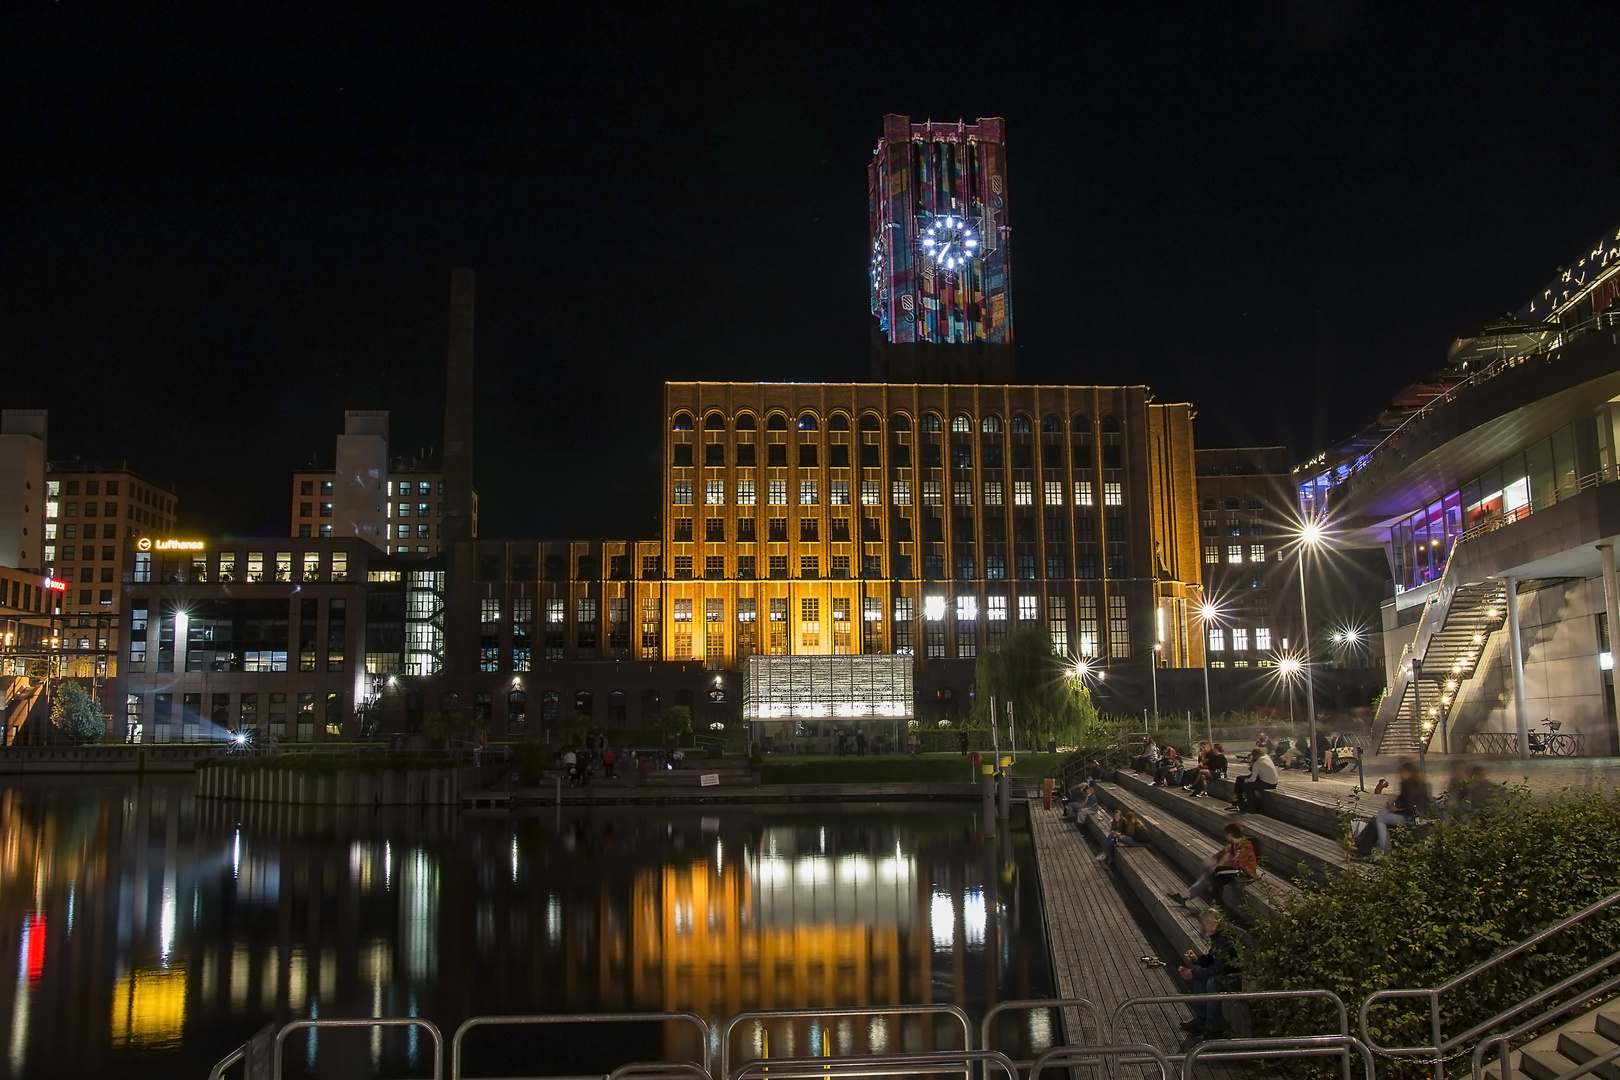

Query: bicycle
1528;718;1579;757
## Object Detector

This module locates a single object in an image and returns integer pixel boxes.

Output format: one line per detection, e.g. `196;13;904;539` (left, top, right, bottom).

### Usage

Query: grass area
759;751;1065;785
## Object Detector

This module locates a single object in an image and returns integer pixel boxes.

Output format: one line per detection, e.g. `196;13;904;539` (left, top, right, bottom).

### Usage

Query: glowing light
963;889;987;948
930;892;955;950
1198;602;1221;623
109;968;187;1048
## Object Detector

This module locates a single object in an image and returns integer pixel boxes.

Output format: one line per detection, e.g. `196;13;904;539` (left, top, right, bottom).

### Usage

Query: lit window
830;481;850;505
1047;596;1068;653
887;481;908;505
737;480;756;505
1018;595;1038;622
1044;481;1064;506
953;480;972;505
956;595;977;620
1233;628;1249;651
395;524;410;539
1256;627;1272;650
923;595;947;622
673;599;692;621
1250;543;1265;562
1208;628;1225;651
1228;545;1243;564
983;481;1003;506
922;481;942;505
319;502;332;517
706;480;725;505
1104;482;1122;506
1108;597;1130;658
1203;546;1219;564
673;482;693;506
799;480;819;505
1013;481;1033;506
768;480;787;506
397;503;411;517
987;596;1007;622
1075;481;1093;507
1078;596;1098;656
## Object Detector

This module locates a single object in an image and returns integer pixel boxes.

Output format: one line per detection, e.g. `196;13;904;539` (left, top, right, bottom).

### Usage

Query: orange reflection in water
109;967;188;1049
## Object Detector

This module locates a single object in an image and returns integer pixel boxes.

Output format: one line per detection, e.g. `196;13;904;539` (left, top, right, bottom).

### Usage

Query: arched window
608;690;627;726
1072;414;1091;438
890;413;911;432
860;412;883;431
641;688;660;722
981;414;1003;434
1225;497;1240;510
735;413;757;431
507;691;527;734
704;412;726;430
1101;415;1122;434
827;413;850;431
575;690;593;716
797;413;820;432
541;690;560;727
1202;497;1217;511
921;414;942;432
1010;414;1032;434
1041;414;1062;434
673;412;694;431
767;413;788;431
950;414;973;434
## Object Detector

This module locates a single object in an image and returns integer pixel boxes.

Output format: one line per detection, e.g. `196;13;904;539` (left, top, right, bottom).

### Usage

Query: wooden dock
1027;798;1202;1057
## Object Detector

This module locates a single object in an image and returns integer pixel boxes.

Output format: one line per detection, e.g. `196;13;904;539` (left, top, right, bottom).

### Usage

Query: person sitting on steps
1094;809;1145;867
1353;760;1429;856
1170;822;1258;905
1154;746;1182;787
1228;748;1278;813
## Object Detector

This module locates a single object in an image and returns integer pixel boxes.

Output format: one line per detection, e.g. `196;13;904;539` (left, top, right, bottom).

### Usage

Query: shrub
50;681;105;741
1244;784;1620;1077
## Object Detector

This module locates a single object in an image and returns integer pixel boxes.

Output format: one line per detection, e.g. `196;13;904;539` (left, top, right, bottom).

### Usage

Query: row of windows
1202;544;1270;565
1207;627;1276;652
125;691;345;741
674;479;1123;507
674;442;1125;471
129;550;352;583
46;500;169;529
674;411;1124;435
673;509;1128;540
472;592;1133;666
48;478;173;514
662;552;1128;580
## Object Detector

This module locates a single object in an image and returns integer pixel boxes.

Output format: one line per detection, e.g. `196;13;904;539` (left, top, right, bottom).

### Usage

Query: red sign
43;579;67;592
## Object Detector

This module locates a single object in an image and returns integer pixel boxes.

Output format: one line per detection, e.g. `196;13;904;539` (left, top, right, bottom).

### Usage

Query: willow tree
971;626;1102;749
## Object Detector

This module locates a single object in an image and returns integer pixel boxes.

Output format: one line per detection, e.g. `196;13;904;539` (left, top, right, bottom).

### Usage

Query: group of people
1131;737;1233;799
558;738;690;787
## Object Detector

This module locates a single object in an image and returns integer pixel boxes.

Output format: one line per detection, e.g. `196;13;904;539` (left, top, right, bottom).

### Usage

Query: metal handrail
718;1003;972;1079
726;1049;1021;1080
1028;1043;1174;1080
452;1012;713;1080
1544;1044;1620;1080
1360;888;1620;1073
273;1017;444;1080
1469;966;1620;1079
205;1042;247;1080
606;1065;714;1080
1114;990;1350;1044
979;996;1109;1066
1181;1034;1377;1080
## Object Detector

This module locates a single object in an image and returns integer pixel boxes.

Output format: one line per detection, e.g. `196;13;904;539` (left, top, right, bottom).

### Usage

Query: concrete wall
1452;577;1618;755
0;410;47;571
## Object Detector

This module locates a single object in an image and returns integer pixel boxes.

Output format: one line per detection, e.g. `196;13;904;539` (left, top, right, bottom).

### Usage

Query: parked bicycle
1528;718;1579;757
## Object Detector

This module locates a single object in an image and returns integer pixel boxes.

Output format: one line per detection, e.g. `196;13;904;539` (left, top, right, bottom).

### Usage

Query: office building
289;412;472;555
1298;222;1620;755
0;410;47;572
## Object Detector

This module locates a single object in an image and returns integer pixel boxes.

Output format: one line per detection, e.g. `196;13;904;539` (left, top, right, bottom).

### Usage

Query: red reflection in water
22;914;45;982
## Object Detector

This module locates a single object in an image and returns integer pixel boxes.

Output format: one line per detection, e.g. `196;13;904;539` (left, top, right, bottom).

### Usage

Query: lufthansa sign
137;538;205;552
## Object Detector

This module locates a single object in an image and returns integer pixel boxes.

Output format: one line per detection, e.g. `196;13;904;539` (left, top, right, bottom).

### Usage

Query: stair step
1558;1029;1620;1080
1522;1048;1587;1080
1594;1004;1620;1044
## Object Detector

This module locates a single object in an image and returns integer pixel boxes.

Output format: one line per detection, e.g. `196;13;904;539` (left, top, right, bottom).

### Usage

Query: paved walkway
1263;753;1620;806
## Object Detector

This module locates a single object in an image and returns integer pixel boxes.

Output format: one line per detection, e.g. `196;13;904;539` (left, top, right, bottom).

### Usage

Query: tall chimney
441;267;476;543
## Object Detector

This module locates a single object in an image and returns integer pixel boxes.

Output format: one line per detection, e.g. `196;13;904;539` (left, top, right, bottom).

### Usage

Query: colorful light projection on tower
868;115;1012;347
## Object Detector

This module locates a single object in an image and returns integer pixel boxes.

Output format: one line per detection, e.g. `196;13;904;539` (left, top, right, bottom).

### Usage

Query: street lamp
1195;600;1224;746
1296;517;1327;781
1149;641;1162;728
1275;651;1303;739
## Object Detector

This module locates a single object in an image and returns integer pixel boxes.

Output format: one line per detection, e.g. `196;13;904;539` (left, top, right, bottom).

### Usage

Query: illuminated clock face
921;214;978;270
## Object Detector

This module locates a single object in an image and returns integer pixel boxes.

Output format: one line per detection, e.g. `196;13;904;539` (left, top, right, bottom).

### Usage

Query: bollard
1042;776;1055;809
981;764;997;836
997;757;1011;820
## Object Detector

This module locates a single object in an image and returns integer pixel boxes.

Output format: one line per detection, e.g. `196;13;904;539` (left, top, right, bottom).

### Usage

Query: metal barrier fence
979;997;1107;1073
453;1012;713;1080
726;1049;1022;1080
274;1017;444;1080
1114;991;1354;1080
718;1004;973;1079
1181;1035;1377;1080
1028;1043;1174;1079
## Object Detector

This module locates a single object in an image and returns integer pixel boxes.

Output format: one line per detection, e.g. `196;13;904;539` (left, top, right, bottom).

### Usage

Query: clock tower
868;114;1014;382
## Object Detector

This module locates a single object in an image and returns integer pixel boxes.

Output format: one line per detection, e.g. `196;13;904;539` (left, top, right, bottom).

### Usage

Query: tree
658;705;693;746
559;709;593;746
421;709;465;745
50;681;105;742
971;626;1103;749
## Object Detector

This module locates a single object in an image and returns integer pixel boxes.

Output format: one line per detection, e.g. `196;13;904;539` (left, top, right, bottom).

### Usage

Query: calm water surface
0;777;1054;1079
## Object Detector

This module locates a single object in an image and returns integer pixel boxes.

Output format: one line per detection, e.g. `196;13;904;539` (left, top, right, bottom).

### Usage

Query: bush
50;681;105;741
1245;784;1620;1077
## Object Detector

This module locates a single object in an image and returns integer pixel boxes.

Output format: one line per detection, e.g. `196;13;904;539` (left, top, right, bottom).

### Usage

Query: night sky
4;3;1619;541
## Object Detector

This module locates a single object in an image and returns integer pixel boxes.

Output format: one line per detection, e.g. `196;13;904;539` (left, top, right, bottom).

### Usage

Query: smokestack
441;267;476;543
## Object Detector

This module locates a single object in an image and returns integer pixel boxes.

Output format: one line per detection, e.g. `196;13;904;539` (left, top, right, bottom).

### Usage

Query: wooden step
1113;771;1351;884
1090;781;1302;925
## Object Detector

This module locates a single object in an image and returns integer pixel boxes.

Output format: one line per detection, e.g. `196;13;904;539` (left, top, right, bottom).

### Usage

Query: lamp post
1196;601;1222;746
1298;521;1325;782
1276;654;1302;754
1148;642;1161;729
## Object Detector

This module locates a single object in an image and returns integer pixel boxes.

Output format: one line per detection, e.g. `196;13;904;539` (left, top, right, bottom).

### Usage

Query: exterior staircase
1373;572;1509;756
1483;999;1620;1080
